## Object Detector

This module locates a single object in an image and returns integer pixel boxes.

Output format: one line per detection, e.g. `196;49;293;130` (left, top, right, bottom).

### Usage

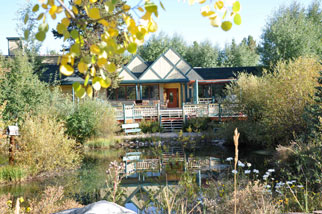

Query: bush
65;99;118;143
184;117;213;132
224;57;322;146
139;120;162;133
16;112;81;175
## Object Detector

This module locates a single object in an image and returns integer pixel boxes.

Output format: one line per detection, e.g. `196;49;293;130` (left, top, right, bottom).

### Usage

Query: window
107;85;136;101
142;85;159;100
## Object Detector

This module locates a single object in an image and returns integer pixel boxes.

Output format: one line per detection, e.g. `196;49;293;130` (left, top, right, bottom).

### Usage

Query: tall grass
0;165;27;183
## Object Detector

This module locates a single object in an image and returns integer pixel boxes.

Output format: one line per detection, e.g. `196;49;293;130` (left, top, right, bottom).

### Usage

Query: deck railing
114;103;244;121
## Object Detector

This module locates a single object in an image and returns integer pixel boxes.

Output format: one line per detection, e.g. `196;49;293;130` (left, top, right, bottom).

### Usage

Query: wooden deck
115;103;246;124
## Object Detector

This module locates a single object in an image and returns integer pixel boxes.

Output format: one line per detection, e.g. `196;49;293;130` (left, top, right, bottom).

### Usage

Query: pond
0;143;274;213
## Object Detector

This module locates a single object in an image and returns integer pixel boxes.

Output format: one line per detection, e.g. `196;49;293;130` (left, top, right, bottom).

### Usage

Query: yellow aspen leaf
61;54;74;65
88;7;100;20
145;2;158;16
56;6;63;13
65;10;71;18
108;28;119;37
56;23;66;34
90;44;101;55
215;1;224;9
138;7;144;12
51;13;57;20
84;74;90;86
72;6;79;15
99;19;109;27
38;23;49;32
60;64;74;76
221;21;232;31
70;44;80;56
37;13;44;20
48;0;55;6
200;5;210;16
123;4;131;12
42;4;48;9
35;31;46;41
90;66;96;76
99;78;111;88
210;17;221;27
24;14;29;24
32;4;39;12
61;18;70;27
97;58;107;67
232;1;240;12
63;30;70;41
142;11;152;20
116;47;125;54
234;13;241;25
86;86;93;97
38;0;46;3
49;5;57;15
92;77;101;91
198;0;206;3
72;82;81;92
74;0;82;6
105;1;115;12
136;31;144;41
147;19;157;32
90;0;97;3
75;87;86;98
78;62;88;74
188;0;195;5
71;30;79;39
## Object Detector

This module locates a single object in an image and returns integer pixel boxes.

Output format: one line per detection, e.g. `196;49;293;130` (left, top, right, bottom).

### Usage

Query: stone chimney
7;37;23;56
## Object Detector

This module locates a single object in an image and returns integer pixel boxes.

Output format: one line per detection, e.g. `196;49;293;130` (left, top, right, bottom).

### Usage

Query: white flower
238;161;245;167
286;181;293;185
291;180;296;183
297;185;304;188
244;170;251;174
267;169;275;173
226;157;233;161
247;163;252;167
266;185;271;189
232;170;238;174
263;174;269;180
253;169;259;174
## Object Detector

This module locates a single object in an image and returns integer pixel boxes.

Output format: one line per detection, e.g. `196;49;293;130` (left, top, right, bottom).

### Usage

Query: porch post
123;104;126;124
135;84;139;100
139;84;142;99
184;83;188;102
193;80;199;104
180;83;184;106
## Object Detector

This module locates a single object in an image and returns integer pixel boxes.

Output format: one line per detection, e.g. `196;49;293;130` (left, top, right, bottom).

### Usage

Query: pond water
0;143;274;213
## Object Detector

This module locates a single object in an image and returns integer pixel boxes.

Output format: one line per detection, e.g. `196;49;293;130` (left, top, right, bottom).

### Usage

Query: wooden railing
114;103;244;121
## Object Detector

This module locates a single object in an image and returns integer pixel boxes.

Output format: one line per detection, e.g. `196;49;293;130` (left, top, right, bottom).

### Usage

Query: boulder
55;200;136;214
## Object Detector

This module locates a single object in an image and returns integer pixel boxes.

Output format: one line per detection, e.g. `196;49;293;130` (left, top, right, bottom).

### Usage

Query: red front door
166;88;178;108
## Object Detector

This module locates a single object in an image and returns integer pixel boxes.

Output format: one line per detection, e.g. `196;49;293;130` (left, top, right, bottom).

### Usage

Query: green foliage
85;138;115;149
139;120;162;133
66;99;118;143
184;117;213;132
0;165;27;183
16;112;81;175
0;53;51;123
219;36;260;67
259;1;322;66
223;57;322;146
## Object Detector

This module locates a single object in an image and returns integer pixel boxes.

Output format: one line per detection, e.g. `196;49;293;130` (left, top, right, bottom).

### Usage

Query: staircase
162;147;185;165
160;109;183;132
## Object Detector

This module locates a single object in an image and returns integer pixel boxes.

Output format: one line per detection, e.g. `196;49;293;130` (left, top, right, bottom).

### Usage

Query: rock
55;200;136;214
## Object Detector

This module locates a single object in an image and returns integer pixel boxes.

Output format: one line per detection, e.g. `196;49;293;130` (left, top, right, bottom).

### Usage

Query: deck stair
160;109;184;132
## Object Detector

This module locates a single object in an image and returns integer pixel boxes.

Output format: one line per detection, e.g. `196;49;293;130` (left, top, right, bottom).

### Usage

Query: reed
233;128;240;214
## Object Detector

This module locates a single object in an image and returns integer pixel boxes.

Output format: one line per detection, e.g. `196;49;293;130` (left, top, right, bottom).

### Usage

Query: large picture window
142;85;159;100
107;85;136;101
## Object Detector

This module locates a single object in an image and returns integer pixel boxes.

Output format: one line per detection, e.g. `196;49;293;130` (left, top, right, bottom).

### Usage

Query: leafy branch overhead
25;0;242;98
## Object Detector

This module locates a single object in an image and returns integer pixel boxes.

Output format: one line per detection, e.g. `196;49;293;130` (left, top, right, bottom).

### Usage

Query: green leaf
32;4;39;12
221;21;232;31
232;1;240;13
24;30;30;40
127;43;137;54
234;13;242;25
71;30;79;40
75;87;86;98
35;31;46;41
160;1;166;11
72;82;81;91
24;14;29;24
84;74;90;86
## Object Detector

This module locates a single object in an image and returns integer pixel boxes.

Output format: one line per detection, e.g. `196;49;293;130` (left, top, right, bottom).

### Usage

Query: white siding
119;70;135;81
164;49;180;65
126;56;147;73
186;69;203;80
140;69;161;80
152;57;173;79
165;68;186;80
177;60;191;74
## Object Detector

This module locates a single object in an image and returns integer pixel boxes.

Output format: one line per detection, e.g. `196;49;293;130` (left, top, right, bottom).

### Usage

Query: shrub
139;120;162;133
184;117;213;132
224;57;322;146
65;99;118;143
16;112;81;175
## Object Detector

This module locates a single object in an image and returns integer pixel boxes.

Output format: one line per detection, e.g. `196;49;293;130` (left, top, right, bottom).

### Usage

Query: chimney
7;37;23;56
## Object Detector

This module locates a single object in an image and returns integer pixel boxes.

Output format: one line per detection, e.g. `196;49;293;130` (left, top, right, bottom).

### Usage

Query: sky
0;0;314;55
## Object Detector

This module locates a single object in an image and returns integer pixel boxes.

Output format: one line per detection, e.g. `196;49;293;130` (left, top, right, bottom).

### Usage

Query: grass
0;165;28;183
84;137;117;149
